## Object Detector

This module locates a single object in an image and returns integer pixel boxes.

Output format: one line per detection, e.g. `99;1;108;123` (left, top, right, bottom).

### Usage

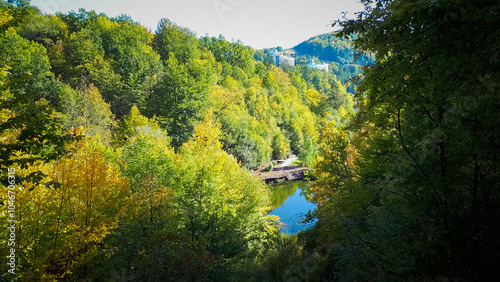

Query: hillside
293;33;375;93
0;3;354;280
255;33;375;93
293;33;374;65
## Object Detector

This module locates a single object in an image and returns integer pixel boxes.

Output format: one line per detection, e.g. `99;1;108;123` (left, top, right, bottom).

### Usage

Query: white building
307;59;329;72
270;49;295;67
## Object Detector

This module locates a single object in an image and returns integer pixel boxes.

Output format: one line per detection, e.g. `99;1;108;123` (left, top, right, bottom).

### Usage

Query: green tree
0;29;53;97
20;14;68;49
199;35;255;76
153;18;200;64
175;112;273;279
58;83;116;144
112;105;158;147
147;53;209;148
311;0;500;280
97;121;184;281
91;16;163;117
56;8;102;34
51;28;120;93
121;125;175;192
0;14;80;180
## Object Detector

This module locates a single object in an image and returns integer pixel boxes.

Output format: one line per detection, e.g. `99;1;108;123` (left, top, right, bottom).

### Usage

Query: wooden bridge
254;165;312;183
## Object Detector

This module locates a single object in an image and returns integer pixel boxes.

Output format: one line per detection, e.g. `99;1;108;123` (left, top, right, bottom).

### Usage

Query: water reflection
269;181;317;233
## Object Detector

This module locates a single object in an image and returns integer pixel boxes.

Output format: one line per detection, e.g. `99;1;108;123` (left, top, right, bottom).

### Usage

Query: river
268;180;317;234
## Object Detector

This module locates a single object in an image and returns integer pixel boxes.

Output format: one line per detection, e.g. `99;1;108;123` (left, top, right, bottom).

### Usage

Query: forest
1;0;500;281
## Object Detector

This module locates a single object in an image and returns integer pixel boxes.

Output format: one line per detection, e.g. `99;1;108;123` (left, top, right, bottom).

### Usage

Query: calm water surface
269;181;317;233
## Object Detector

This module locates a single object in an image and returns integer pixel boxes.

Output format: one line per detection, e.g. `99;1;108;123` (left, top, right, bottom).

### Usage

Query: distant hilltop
292;33;375;66
254;33;375;94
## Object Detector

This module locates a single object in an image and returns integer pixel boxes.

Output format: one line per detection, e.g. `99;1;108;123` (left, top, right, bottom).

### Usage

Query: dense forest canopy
1;0;499;281
0;0;353;280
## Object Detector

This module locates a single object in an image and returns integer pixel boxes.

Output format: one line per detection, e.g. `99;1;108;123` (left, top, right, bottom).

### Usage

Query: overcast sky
30;0;364;49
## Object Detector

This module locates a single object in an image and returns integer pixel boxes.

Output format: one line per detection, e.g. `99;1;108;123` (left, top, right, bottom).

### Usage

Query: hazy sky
30;0;364;49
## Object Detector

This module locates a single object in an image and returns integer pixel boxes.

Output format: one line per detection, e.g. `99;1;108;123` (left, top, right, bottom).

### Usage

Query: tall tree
153;18;200;64
1;137;129;280
20;14;68;49
147;53;209;148
91;16;163;117
175;112;272;279
0;7;79;181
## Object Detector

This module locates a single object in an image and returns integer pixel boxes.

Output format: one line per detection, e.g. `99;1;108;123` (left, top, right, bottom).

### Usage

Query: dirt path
276;156;298;168
254;155;298;174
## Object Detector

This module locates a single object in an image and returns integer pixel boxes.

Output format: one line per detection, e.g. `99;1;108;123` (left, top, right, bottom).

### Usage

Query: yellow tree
309;119;368;239
4;137;129;280
175;111;275;277
58;84;116;144
112;105;158;147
